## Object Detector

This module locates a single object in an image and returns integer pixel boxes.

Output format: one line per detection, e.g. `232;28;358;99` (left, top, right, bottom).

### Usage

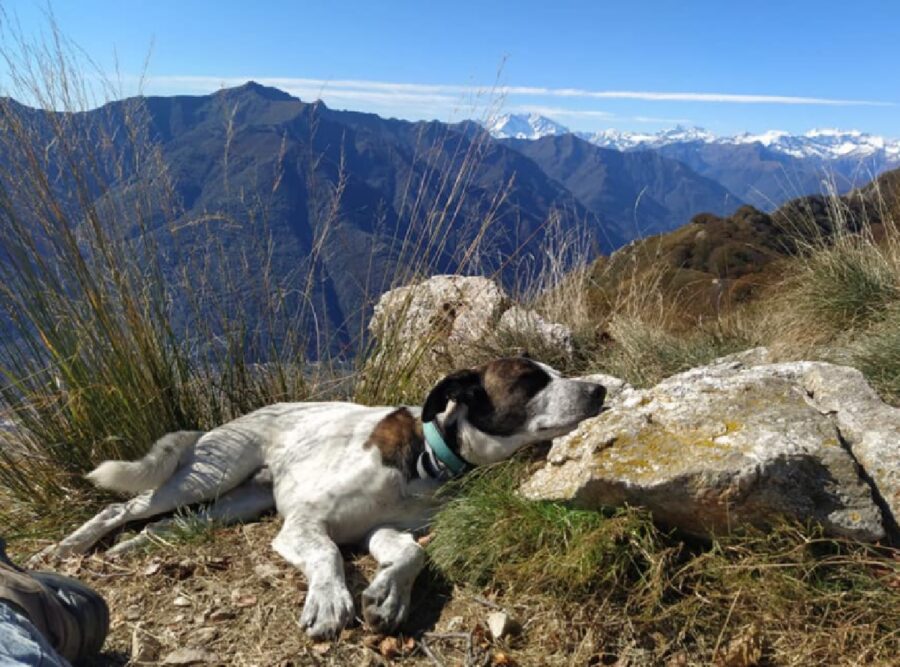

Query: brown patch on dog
365;408;425;479
468;358;551;436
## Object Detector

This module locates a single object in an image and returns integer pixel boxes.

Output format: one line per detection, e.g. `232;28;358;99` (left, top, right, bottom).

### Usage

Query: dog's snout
588;383;606;412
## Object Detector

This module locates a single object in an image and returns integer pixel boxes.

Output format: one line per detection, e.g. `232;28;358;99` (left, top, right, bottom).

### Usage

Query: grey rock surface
498;305;575;358
367;275;576;382
367;275;509;382
523;352;895;542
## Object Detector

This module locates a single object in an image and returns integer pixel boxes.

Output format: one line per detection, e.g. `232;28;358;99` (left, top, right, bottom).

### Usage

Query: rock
162;647;220;665
800;363;900;535
131;627;161;662
368;275;508;383
172;596;192;608
487;611;521;640
497;305;575;358
366;276;581;387
522;354;891;541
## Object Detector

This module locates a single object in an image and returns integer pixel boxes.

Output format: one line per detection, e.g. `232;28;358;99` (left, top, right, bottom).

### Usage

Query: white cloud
148;75;894;108
630;115;694;125
509;105;615;119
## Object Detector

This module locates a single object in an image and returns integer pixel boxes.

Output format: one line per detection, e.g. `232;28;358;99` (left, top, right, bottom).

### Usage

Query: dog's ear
422;369;484;422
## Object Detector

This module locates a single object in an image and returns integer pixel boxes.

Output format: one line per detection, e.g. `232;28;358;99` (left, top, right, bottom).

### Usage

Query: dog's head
422;357;605;466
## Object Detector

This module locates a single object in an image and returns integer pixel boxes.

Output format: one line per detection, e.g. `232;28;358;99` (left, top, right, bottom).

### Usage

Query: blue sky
4;0;899;137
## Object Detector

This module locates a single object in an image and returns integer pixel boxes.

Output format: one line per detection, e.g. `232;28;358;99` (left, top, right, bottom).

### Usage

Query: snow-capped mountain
487;113;569;140
585;126;716;150
486;114;900;163
731;128;900;161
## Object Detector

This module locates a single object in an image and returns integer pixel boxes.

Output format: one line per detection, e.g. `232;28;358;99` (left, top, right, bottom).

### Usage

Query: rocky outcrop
523;351;898;542
367;276;574;383
497;306;575;358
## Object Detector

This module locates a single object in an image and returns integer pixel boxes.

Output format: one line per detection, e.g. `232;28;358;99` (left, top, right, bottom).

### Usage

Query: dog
39;357;605;638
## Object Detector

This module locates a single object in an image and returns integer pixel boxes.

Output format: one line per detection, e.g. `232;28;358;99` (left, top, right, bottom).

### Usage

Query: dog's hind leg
105;468;275;557
361;527;425;632
272;514;355;639
36;430;264;562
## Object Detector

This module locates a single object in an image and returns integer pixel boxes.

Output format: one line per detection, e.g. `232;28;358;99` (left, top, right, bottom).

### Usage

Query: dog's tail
86;430;205;495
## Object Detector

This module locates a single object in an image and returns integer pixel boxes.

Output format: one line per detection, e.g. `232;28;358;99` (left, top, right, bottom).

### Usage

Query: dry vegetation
1;16;899;667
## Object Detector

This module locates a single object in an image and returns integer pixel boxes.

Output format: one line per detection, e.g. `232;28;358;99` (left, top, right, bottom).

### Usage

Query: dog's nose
589;384;606;410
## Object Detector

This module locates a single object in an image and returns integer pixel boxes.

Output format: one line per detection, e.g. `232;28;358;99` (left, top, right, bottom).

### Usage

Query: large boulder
367;276;574;385
523;351;897;542
367;275;508;383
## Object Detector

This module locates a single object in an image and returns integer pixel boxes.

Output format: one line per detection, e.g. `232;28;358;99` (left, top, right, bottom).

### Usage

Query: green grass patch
428;460;900;664
428;460;668;599
851;304;900;405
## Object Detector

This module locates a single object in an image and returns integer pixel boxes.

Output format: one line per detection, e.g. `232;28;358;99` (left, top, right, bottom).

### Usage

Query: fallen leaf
380;636;401;660
714;624;763;667
492;651;518;666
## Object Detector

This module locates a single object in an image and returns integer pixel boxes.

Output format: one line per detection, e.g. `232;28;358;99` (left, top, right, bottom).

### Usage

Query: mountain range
501;134;741;238
489;114;900;209
2;84;894;355
0;84;604;353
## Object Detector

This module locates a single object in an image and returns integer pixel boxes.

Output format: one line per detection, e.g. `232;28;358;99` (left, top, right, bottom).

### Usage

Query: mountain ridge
488;113;900;162
502;133;743;239
489;113;900;209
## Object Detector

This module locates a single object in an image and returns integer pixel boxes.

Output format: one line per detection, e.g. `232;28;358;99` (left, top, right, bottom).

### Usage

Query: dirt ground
37;518;613;667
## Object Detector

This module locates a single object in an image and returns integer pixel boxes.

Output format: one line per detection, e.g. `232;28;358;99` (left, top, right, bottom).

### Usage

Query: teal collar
423;421;468;477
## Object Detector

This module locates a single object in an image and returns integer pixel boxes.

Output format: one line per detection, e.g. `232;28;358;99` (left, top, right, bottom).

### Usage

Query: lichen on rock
523;350;897;542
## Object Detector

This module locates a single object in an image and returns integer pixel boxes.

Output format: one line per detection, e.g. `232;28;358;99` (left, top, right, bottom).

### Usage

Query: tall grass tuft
782;238;898;336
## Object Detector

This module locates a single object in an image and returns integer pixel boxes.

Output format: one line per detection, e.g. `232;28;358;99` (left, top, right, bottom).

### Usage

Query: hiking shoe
0;539;109;665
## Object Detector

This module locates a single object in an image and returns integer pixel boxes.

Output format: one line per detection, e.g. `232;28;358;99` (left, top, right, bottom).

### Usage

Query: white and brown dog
40;357;605;638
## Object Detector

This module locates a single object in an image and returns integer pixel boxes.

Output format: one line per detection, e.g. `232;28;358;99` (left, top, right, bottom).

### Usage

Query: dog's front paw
362;570;414;633
300;581;354;639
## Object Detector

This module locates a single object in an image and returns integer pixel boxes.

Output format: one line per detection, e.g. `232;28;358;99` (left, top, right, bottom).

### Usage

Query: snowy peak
486;114;900;163
584;125;716;150
728;128;899;160
487;113;569;140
